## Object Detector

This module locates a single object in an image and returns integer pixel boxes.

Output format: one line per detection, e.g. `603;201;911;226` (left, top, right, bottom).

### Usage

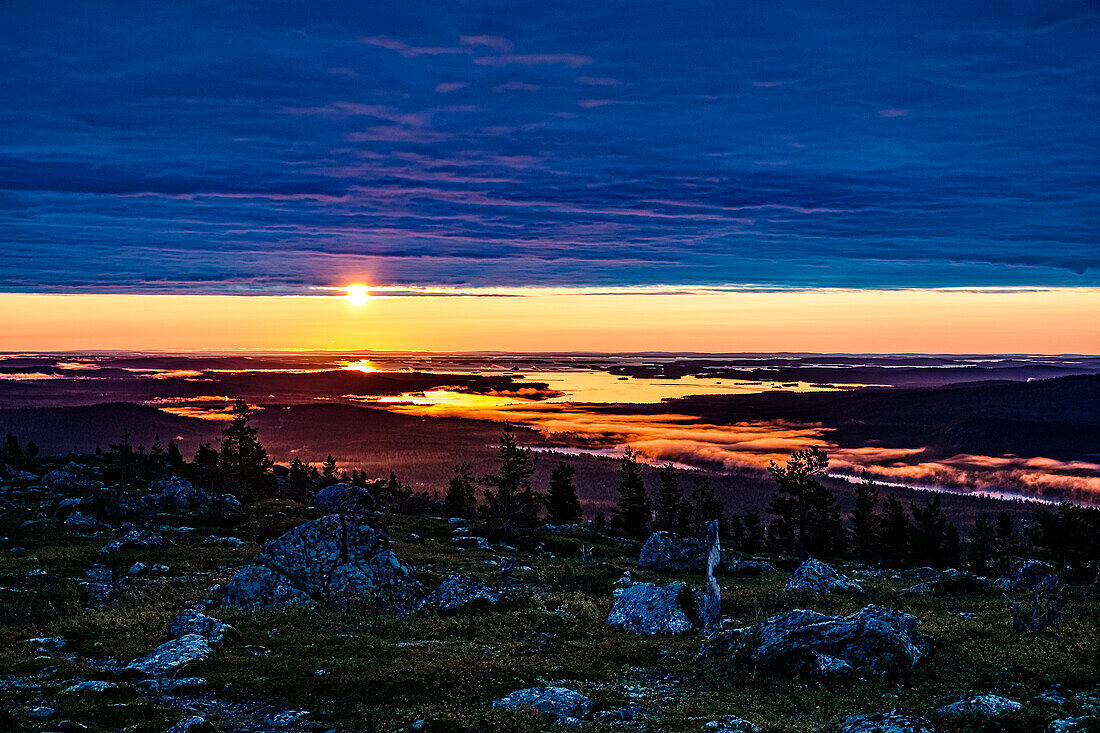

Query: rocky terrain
2;460;1098;732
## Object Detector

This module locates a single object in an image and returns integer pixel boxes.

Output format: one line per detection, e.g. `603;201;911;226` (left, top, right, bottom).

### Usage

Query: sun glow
345;284;370;306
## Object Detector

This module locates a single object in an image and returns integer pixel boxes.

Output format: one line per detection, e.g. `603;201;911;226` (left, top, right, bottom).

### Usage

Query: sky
1;1;1097;351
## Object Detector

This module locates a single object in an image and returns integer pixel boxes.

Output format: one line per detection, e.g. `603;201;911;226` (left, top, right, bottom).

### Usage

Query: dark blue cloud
1;0;1097;293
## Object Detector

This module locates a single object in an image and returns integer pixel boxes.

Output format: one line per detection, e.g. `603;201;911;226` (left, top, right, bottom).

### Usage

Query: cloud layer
1;1;1097;294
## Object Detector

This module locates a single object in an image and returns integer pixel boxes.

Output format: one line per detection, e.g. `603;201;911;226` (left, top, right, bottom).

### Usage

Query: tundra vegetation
0;407;1097;732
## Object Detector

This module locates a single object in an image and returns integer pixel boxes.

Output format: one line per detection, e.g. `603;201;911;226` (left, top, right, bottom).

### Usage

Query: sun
345;283;370;306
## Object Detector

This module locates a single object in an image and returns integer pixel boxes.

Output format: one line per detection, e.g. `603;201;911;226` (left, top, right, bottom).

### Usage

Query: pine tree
217;398;272;501
109;428;134;490
966;517;998;575
546;461;583;525
2;433;25;468
688;477;727;539
287;457;311;501
766;447;842;559
910;496;949;568
849;473;882;565
445;461;478;520
878;494;912;568
148;434;165;480
166;441;185;472
480;426;539;540
741;507;765;555
191;443;218;495
943;522;962;568
610;448;650;540
321;454;338;486
652;462;686;533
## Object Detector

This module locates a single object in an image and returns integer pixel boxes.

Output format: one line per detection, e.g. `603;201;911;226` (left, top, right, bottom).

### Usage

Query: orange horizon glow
0;287;1097;354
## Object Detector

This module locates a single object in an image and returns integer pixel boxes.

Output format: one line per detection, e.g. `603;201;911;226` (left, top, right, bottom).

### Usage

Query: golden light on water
345;284;370;306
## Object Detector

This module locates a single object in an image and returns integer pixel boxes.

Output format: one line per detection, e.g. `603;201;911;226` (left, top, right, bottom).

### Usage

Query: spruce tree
910;496;949;568
320;454;338;486
688;477;727;539
611;448;650;540
217;398;272;501
878;494;912;567
653;462;686;533
966;516;998;575
445;461;478;520
287;456;311;501
546;461;583;525
480;426;539;540
849;473;882;565
741;507;765;554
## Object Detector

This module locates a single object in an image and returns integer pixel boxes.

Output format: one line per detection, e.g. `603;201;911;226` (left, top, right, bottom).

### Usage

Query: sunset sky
2;1;1097;351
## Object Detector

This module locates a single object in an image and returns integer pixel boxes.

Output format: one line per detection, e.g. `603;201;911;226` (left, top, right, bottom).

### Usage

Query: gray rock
312;483;377;515
638;531;710;571
153;476;207;512
451;535;493;551
996;559;1058;590
785;558;864;594
42;465;101;491
842;709;937;732
607;581;701;635
493;686;594;723
1049;717;1098;733
126;634;211;676
423;574;507;612
58;497;82;511
61;680;119;693
64;511;104;531
138;677;207;693
702;714;761;732
222;515;424;609
903;572;991;596
165;716;217;733
28;705;55;718
169;608;233;646
699;605;928;676
200;535;245;548
100;529;167;555
206;493;242;520
937;694;1022;720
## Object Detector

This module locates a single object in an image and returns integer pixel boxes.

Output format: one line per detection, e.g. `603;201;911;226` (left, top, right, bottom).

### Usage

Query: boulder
126;634;211;676
64;511;105;532
200;535;245;548
423;574;508;612
61;680;119;694
841;709;937;733
42;465;101;491
996;559;1058;590
638;531;774;575
903;571;991;596
702;714;760;732
101;529;167;555
153;477;206;512
607;581;701;635
312;483;377;515
699;605;928;676
222;515;423;609
205;493;242;520
168;608;233;646
165;716;217;733
785;558;864;594
1049;718;1097;733
936;694;1022;720
452;535;493;551
86;488;157;525
492;686;593;725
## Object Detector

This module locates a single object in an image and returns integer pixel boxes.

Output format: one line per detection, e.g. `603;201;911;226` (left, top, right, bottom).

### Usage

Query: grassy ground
1;482;1097;732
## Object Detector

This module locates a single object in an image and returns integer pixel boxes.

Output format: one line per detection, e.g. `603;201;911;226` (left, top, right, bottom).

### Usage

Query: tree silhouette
611;448;650;540
445;461;478;520
217;398;272;501
546;461;583;525
480;426;539;540
849;473;882;565
766;447;842;559
653;462;687;533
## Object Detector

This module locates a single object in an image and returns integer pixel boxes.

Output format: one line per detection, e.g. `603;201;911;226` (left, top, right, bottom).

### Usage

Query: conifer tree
480;426;539;539
910;496;950;568
878;493;912;567
546;461;583;525
740;507;765;554
445;461;478;520
320;454;338;486
849;473;882;565
652;462;686;533
688;476;727;538
217;398;272;501
766;447;842;559
966;516;998;575
287;456;311;501
611;448;650;540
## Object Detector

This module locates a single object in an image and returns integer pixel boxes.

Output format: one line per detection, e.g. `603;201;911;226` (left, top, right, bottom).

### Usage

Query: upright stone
702;519;721;631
